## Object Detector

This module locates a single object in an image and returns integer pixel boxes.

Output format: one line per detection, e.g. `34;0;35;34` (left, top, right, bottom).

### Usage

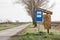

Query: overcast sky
0;0;60;22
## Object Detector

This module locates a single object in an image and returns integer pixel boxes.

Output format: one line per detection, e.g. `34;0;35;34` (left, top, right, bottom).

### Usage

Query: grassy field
0;23;21;31
10;24;60;40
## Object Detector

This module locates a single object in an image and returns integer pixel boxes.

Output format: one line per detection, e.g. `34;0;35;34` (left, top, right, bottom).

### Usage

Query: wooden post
47;29;49;34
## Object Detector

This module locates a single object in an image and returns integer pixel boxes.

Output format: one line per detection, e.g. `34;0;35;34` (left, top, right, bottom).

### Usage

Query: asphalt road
0;24;29;40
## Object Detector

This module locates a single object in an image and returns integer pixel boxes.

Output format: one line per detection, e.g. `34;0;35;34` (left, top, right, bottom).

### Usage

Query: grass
0;23;21;31
10;24;60;40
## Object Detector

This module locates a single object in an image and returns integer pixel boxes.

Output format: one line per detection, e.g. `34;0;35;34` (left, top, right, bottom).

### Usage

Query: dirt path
0;24;29;40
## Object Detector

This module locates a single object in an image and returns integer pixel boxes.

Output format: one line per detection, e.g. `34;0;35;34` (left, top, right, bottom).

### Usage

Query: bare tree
15;0;55;27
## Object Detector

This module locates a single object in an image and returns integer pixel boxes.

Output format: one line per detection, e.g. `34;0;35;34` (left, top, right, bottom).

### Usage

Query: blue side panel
35;10;44;22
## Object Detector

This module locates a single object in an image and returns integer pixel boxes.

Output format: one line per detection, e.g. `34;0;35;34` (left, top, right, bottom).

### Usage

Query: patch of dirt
52;26;60;31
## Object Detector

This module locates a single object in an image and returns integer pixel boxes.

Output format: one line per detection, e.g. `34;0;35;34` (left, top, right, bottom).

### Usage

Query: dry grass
0;23;21;31
10;24;60;40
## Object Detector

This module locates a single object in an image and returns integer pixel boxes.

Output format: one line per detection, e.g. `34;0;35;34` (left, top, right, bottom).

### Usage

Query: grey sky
0;0;60;22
